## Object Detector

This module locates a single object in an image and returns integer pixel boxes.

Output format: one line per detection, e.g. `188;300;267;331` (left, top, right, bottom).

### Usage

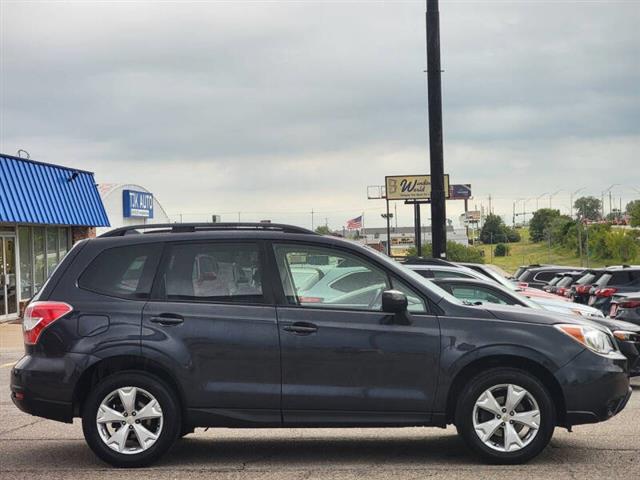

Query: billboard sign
123;189;154;218
449;184;472;200
384;174;450;201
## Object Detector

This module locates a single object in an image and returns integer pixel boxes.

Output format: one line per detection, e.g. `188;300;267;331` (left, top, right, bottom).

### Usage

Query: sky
1;0;639;230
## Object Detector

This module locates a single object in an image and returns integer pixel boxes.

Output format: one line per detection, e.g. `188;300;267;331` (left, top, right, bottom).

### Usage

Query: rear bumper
556;349;631;427
10;353;88;423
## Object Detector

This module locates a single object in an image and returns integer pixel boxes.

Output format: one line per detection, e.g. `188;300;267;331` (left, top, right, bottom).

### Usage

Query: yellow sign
384;174;450;201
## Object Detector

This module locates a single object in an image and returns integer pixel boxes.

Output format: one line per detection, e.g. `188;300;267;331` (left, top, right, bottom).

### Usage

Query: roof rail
99;222;317;238
403;257;458;267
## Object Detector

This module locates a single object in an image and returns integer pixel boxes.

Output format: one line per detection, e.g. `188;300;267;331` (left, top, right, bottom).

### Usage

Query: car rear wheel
455;367;555;464
82;372;181;467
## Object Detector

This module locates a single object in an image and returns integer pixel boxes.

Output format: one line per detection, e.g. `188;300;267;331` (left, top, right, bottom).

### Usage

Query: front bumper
10;353;88;423
556;349;631;426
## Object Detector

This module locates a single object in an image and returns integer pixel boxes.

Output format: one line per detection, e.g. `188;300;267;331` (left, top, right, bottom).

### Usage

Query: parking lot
0;324;637;480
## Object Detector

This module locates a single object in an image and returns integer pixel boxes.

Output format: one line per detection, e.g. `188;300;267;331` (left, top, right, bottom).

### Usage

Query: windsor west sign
384;174;450;201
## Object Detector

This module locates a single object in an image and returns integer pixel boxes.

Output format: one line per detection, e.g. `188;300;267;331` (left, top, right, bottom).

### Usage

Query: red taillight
557;287;566;296
576;285;590;294
22;301;73;345
595;288;617;298
298;296;324;304
619;300;640;309
517;282;529;288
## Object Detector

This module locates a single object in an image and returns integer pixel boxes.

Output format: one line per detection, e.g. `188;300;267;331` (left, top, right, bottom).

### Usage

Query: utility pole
488;195;492;215
536;193;548;211
570;187;584;219
311;209;314;231
414;204;422;256
426;0;447;258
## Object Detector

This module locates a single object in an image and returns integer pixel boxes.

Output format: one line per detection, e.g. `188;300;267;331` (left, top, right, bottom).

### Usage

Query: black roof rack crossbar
99;222;318;238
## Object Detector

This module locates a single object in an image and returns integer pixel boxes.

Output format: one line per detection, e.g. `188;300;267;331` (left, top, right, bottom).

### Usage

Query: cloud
1;0;638;229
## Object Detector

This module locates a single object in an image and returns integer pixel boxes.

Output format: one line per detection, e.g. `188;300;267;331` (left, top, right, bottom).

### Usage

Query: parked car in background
610;293;640;325
512;264;553;281
11;223;632;466
516;266;583;290
568;269;607;304
588;266;640;314
541;274;565;294
432;277;639;376
549;271;586;298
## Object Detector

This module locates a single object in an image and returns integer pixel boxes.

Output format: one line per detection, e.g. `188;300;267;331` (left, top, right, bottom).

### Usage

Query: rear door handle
283;322;318;335
150;314;184;326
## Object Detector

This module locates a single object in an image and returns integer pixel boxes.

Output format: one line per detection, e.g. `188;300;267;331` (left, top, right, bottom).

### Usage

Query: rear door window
159;242;264;304
79;244;163;299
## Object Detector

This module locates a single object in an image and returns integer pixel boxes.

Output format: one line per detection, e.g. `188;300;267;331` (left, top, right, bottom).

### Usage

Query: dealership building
96;183;169;236
0;153;110;321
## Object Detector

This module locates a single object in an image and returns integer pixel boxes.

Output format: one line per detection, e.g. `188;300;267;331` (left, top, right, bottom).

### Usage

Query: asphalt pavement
1;324;638;479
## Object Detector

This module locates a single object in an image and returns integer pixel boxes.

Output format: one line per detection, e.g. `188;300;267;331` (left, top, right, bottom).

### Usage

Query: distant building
0;153;109;320
358;225;468;257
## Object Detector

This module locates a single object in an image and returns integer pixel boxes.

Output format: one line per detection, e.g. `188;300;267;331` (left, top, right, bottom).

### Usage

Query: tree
479;214;520;244
314;225;331;235
627;200;640;227
529;208;561;242
574;196;602;221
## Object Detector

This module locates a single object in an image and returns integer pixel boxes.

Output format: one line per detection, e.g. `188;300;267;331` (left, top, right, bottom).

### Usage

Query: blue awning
0;153;110;227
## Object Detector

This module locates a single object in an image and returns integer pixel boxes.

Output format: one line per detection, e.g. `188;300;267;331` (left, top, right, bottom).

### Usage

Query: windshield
547;276;562;287
556;276;574;287
595;273;612;287
576;273;596;285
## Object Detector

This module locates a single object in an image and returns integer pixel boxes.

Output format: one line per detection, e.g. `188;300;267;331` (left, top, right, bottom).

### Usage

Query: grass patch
479;229;623;274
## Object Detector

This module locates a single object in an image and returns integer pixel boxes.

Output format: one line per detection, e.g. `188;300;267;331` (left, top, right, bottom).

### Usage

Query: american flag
346;215;363;230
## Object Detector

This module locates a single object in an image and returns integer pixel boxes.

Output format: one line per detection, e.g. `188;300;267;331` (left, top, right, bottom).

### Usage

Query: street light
570;187;585;219
602;184;620;218
536;193;548;211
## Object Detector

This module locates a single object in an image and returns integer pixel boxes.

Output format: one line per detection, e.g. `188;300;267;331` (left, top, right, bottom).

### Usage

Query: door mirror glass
382;290;408;313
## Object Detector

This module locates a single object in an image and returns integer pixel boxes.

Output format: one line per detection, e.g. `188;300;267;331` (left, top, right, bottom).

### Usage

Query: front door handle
150;314;184;326
283;322;318;335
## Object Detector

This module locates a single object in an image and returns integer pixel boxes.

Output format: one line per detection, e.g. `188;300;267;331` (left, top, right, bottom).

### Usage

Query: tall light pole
536;192;548;211
603;184;620;218
426;0;447;258
549;190;562;210
570;187;585;219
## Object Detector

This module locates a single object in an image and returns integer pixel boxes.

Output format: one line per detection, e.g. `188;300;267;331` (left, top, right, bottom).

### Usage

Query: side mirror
382;290;408;314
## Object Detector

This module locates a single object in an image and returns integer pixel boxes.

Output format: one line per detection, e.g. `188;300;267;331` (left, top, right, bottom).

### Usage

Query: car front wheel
82;372;181;467
455;367;556;464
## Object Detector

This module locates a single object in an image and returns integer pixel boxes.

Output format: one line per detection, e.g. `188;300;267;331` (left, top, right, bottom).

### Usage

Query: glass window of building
33;227;46;292
18;227;33;299
46;228;59;274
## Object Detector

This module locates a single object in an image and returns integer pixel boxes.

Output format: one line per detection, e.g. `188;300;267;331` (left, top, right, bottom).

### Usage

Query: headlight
555;324;617;355
613;330;639;342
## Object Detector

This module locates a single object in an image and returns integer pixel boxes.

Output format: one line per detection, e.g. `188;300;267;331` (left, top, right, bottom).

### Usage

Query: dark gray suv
10;224;631;467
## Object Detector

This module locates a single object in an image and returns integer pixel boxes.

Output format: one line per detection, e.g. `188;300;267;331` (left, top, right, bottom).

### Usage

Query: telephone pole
426;0;447;258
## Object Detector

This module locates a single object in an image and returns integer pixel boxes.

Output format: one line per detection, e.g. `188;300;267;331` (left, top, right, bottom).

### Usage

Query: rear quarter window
78;244;163;299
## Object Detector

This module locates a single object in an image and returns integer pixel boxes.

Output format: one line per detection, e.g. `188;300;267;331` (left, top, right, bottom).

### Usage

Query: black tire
454;367;556;464
82;371;181;468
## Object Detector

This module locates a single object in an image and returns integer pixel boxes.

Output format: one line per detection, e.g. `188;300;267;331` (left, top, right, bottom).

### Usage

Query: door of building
0;235;18;320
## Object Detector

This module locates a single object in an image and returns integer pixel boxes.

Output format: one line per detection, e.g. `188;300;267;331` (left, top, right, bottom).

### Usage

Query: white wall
96;184;170;235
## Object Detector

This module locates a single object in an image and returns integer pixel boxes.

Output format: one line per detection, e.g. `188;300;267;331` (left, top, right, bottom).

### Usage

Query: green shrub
494;243;509;257
405;241;484;263
605;230;639;262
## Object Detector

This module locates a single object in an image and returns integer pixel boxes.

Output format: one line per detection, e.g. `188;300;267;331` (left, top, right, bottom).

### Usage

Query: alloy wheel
472;383;540;452
96;386;164;455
